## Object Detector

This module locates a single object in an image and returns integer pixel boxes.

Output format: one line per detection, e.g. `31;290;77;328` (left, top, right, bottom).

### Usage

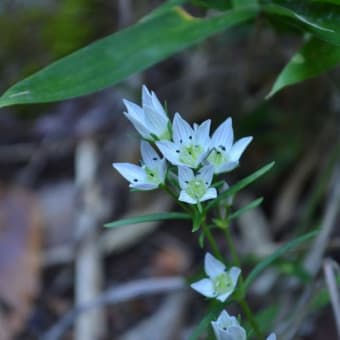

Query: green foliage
206;162;275;210
188;303;225;340
191;0;233;10
262;0;340;46
229;197;264;220
268;37;340;97
0;5;258;108
244;229;319;290
104;212;191;228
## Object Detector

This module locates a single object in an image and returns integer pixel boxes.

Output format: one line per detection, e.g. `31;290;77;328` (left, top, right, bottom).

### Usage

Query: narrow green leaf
188;303;224;340
104;212;191;228
262;1;340;46
0;6;258;108
206;162;274;210
244;229;319;290
267;37;340;97
229;197;263;220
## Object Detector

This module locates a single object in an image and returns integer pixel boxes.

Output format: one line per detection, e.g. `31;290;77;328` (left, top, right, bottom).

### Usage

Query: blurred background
0;0;339;339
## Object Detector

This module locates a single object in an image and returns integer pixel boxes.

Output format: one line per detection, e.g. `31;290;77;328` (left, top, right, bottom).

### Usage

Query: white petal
196;149;211;167
123;98;143;115
215;310;233;325
215;161;239;174
266;333;277;340
113;163;146;184
195;119;211;147
151;91;167;117
228;325;247;340
178;166;194;189
172;112;194;145
178;190;196;204
204;252;226;278
216;290;233;302
132;183;158;190
200;187;217;202
156;141;182;166
142;85;153;107
144;106;169;136
190;278;215;297
229;136;253;162
212;117;233;150
229;267;241;287
197;165;214;186
156;159;167;183
123;111;150;139
140;141;160;167
211;323;231;340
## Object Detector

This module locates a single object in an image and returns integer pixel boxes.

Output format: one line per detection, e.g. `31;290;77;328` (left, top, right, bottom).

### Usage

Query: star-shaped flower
178;165;217;204
211;310;247;340
156;113;211;168
113;141;166;190
190;252;241;302
123;85;170;141
207;117;252;174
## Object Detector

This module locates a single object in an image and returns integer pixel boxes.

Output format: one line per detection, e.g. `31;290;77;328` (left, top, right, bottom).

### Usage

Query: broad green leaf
229;197;263;220
191;0;232;10
0;6;258;108
267;37;340;97
104;212;191;228
244;229;319;290
206;162;274;210
262;0;340;46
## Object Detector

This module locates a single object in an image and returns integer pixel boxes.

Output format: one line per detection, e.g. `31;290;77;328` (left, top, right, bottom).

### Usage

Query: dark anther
133;179;138;182
153;157;158;161
176;150;180;153
180;139;183;144
189;136;192;140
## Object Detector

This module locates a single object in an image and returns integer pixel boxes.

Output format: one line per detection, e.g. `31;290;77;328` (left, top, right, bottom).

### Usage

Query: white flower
207;117;252;174
156;113;211;168
123;85;170;141
266;333;277;340
190;252;241;302
112;141;166;190
178;165;217;204
211;310;247;340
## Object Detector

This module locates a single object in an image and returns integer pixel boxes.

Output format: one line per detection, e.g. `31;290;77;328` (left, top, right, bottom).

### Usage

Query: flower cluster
113;86;252;205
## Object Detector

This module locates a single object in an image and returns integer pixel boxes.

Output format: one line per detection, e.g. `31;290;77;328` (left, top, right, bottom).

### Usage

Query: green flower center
145;167;160;184
159;128;171;141
186;179;206;200
213;272;233;295
207;149;227;167
179;144;203;168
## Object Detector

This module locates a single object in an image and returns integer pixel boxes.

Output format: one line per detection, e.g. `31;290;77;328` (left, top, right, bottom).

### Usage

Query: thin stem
161;185;192;214
201;220;223;261
218;211;263;338
239;300;263;339
223;224;241;267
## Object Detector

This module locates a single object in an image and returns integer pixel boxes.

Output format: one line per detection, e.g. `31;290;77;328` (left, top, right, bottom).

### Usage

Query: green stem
239;300;263;339
161;185;192;214
223;223;241;267
202;220;223;261
219;213;263;338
